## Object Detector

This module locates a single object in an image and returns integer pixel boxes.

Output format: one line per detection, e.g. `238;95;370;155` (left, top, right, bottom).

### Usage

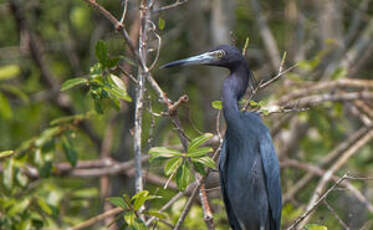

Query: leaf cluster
107;190;166;230
149;133;216;191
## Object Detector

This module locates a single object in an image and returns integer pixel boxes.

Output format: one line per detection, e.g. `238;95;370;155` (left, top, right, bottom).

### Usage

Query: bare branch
284;91;373;108
153;0;189;13
296;129;373;229
286;174;349;230
249;0;281;70
82;0;144;69
243;64;298;110
278;78;373;105
323;200;350;230
173;179;203;230
199;183;215;230
118;0;128;26
67;207;123;230
281;158;373;213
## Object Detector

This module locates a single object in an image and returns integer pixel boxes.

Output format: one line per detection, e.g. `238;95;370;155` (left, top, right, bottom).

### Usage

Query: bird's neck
222;63;250;126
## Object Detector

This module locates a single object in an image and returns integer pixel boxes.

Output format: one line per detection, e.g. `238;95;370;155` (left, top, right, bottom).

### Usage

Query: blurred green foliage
0;0;372;229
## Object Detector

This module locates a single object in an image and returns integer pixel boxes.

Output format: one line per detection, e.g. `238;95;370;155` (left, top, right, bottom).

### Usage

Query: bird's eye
216;50;225;58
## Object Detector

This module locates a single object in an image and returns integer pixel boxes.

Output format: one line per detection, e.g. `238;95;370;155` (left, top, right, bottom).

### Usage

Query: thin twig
100;119;116;228
323;200;350;230
147;20;162;71
199;183;215;230
284;91;373;108
117;65;138;84
82;0;145;69
296;129;373;229
118;0;128;25
67;207;123;230
281;158;373;213
173;178;203;230
243;64;298;110
153;0;189;13
249;0;281;70
278;78;373;105
286;174;349;230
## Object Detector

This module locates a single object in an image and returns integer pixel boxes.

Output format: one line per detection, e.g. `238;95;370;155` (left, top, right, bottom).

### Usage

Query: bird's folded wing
259;132;282;229
219;139;241;229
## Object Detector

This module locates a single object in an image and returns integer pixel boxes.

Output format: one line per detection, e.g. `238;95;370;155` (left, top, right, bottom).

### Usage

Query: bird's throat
222;65;250;128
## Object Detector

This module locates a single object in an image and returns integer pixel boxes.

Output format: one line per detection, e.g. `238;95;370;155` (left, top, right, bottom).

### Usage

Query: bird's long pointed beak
160;51;220;69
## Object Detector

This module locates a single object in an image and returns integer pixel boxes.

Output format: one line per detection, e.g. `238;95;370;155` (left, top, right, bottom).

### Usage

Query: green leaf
305;224;328;230
192;161;206;175
211;100;222;110
3;158;14;190
164;157;183;176
105;84;132;102
242;37;250;56
143;210;167;219
148;147;182;160
239;98;247;105
110;74;126;90
37;198;53;215
50;113;86;126
261;109;269;116
107;197;129;210
188;133;213;152
158;17;165;30
90;62;103;75
35;127;60;147
16;170;28;187
93;98;104;114
107;57;120;68
0;92;12;120
249;100;258;107
187;147;213;157
176;162;194;191
192;156;216;169
123;194;132;207
0;64;20;80
8;198;30;217
62;135;78;167
124;212;136;226
60;77;88;91
0;150;14;160
0;84;29;103
132;190;149;211
132;218;147;230
95;40;108;65
39;161;52;178
19;219;32;230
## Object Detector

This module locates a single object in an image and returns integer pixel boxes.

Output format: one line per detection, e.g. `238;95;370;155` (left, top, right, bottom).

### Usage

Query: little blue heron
161;45;282;230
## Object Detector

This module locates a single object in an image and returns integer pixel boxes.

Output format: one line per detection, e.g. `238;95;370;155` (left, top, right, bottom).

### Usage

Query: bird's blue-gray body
219;113;281;230
161;45;282;230
219;48;282;230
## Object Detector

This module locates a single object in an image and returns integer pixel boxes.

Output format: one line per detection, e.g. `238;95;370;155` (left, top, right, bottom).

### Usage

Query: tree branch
296;129;373;229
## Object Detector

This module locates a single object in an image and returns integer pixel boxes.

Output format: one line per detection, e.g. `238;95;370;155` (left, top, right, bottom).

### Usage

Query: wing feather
219;139;241;229
259;132;282;230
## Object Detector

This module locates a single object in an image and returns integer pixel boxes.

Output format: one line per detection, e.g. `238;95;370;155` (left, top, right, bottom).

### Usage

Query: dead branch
278;79;373;104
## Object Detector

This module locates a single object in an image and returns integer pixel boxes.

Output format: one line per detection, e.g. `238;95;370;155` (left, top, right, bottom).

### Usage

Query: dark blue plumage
162;45;282;230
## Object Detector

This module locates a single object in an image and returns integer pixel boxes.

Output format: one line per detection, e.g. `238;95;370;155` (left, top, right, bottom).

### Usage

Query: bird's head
160;45;245;70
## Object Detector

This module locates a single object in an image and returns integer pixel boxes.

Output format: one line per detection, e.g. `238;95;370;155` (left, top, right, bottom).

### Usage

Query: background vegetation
0;0;373;229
